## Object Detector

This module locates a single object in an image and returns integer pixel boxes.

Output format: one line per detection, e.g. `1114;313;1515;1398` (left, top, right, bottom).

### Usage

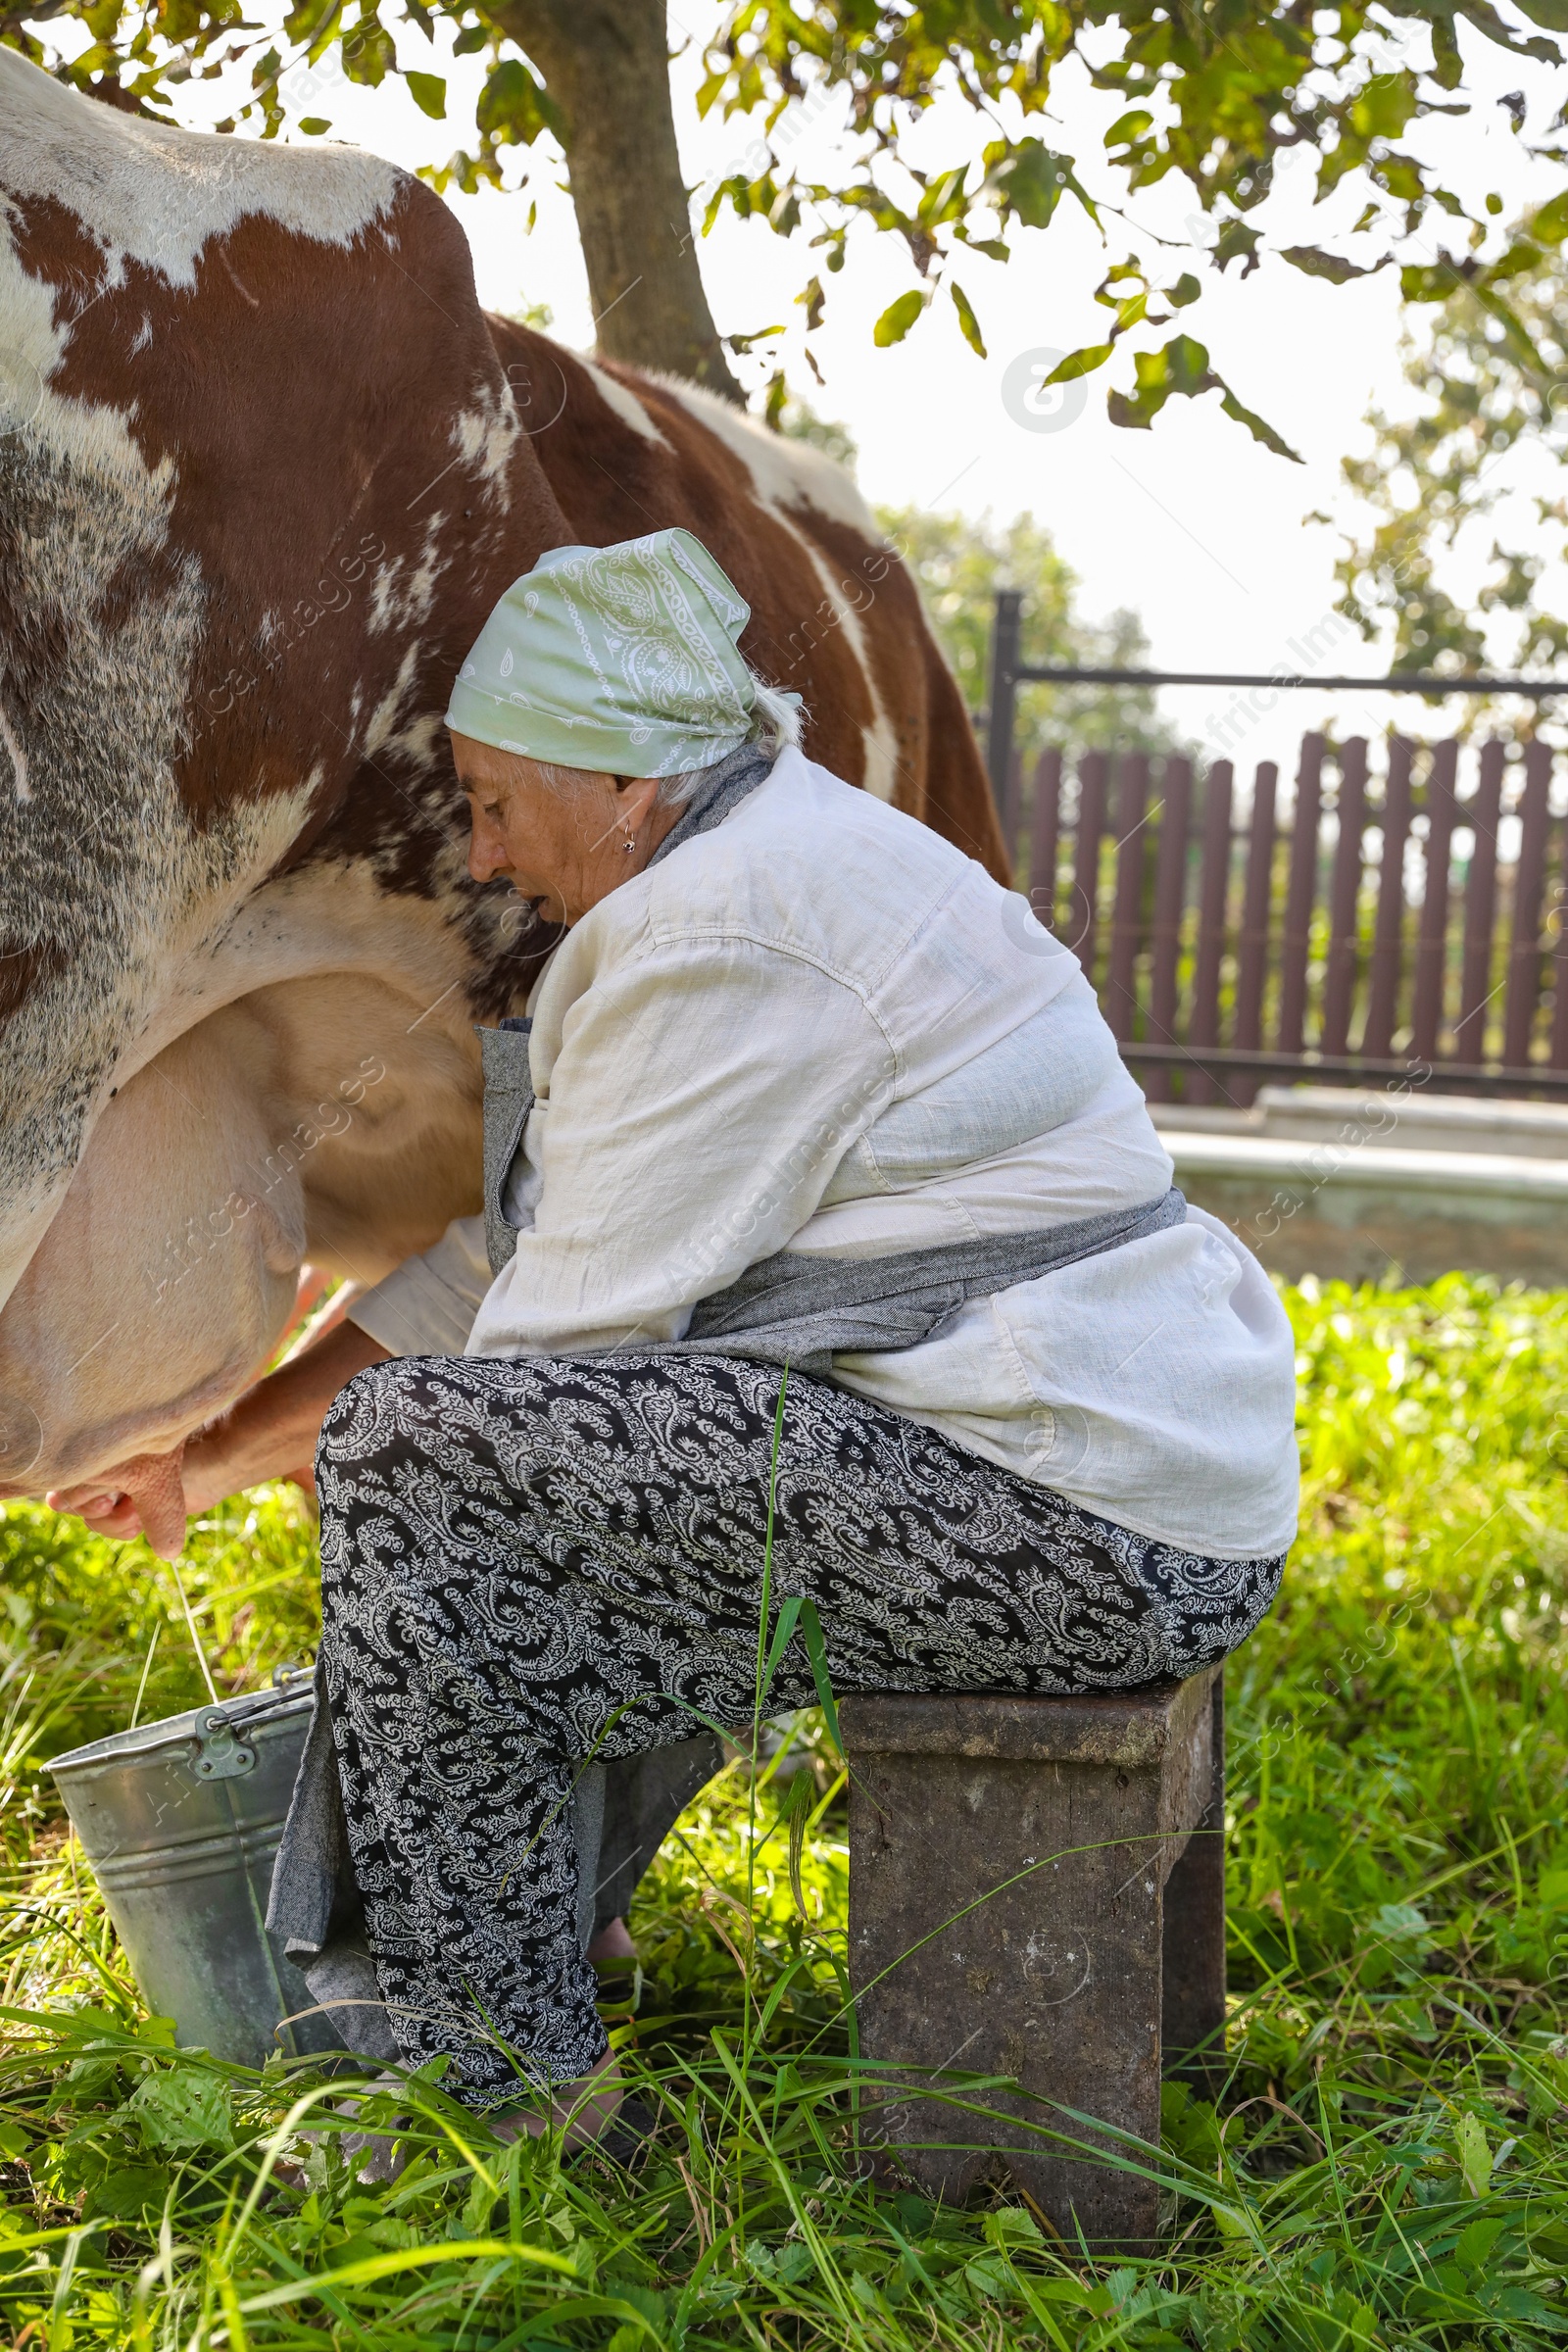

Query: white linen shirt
350;748;1298;1559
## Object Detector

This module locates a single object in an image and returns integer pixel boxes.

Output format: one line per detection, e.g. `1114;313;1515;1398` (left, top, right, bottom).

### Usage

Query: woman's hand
45;1321;393;1554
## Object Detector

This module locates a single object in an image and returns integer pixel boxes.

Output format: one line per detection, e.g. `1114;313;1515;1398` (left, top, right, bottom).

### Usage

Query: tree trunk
494;0;744;404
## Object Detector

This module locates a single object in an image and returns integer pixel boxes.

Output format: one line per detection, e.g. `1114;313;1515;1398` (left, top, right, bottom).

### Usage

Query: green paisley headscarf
445;527;760;778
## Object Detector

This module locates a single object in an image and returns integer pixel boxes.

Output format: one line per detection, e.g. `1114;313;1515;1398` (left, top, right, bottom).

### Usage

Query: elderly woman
71;528;1298;2146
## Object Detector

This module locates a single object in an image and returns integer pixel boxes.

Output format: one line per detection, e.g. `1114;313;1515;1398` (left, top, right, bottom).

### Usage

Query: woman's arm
47;1320;392;1544
49;1214;494;1547
184;1319;394;1504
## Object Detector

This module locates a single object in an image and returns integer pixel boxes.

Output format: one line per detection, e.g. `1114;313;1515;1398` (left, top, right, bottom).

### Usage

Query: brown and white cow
0;47;1004;1518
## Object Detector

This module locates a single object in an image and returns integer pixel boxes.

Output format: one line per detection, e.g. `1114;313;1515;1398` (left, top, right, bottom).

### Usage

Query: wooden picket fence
994;732;1568;1102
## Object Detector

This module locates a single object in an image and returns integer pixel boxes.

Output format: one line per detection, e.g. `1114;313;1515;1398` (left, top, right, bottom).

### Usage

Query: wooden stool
842;1667;1224;2250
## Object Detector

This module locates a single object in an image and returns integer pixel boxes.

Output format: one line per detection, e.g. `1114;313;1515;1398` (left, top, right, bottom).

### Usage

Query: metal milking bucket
48;1670;349;2066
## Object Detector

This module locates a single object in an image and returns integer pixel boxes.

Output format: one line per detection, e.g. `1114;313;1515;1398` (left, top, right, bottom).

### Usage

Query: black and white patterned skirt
315;1350;1285;2105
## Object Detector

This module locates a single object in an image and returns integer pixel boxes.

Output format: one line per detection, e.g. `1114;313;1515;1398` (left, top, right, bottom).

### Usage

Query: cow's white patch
362;641;424;760
368;514;451;636
450;380;522;509
0;212;164;498
0;241;202;1303
0;46;398;289
0;699;29;803
796;542;899;801
404;515;450;626
368;562;400;634
658;374;877;536
383;711;449;774
859;711;901;804
579;357;670;449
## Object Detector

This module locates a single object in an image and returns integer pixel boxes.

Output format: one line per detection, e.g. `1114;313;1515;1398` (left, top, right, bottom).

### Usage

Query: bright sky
39;4;1568;768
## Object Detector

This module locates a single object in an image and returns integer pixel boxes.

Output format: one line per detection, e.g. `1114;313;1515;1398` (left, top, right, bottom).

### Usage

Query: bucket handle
192;1709;257;1781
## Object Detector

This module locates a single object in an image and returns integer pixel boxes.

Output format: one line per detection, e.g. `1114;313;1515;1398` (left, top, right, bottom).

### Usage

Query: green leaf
1211;220;1261;276
404;69;445;120
916;165;968;230
985;2204;1044;2249
759;1593;804;1700
1533;188;1568;245
981;136;1095;232
1104;109;1152;150
1454;2213;1511;2277
1109;332;1213;426
1280;245;1383;283
727;323;785;355
1167;272;1201;307
1215;380;1303;463
1467;279;1549;376
778;1770;816;1919
1046;342;1113;383
950;279;986;357
235;2239;576;2315
1401;261;1460;302
1492;2286;1566;2325
341;19;394;88
795;1595;841;1754
1106;335;1301;461
282;0;338;43
82;2165;171;2225
1430;13;1465;87
797;274;825;332
965;2249;1015;2301
476;58;563;146
1348;70;1419;143
128;2066;233;2156
1454;2110;1493;2197
1485;239;1544;281
297;115;331;134
873;288;925;347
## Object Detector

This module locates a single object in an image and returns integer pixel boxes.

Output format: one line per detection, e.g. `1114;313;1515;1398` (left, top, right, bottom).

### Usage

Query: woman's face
454;735;674;927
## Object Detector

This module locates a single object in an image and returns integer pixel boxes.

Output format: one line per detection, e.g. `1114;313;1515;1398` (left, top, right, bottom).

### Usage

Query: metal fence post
986;589;1022;815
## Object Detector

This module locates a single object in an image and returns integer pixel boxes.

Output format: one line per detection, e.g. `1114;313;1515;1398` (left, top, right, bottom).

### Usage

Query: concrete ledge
1253;1086;1568;1158
1156;1084;1568;1158
1160;1129;1568;1285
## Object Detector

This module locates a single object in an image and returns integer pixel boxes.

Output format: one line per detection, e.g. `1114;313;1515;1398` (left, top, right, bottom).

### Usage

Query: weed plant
2;1274;1568;2346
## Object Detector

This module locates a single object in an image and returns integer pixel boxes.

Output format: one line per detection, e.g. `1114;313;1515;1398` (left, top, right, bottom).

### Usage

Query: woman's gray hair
530;666;803;805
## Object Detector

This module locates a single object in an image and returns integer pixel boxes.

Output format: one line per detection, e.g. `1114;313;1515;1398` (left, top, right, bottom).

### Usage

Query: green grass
6;1274;1568;2347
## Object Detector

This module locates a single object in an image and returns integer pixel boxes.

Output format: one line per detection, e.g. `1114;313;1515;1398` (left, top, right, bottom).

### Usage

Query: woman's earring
622;830;636;855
